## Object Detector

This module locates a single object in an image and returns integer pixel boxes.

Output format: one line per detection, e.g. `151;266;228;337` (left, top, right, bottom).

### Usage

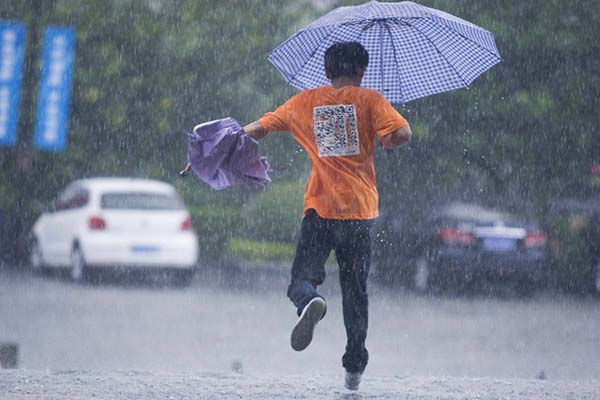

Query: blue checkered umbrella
268;1;501;104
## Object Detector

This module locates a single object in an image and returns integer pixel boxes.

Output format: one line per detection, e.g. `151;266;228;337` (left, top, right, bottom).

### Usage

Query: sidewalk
2;370;599;400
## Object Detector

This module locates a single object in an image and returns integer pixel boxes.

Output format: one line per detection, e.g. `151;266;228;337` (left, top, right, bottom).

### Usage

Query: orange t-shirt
259;85;408;220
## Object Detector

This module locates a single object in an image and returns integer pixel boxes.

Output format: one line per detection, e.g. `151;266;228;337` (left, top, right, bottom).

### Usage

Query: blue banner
34;26;75;152
0;22;26;147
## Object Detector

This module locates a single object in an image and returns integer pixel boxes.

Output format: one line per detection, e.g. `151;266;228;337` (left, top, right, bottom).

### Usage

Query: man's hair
324;42;369;79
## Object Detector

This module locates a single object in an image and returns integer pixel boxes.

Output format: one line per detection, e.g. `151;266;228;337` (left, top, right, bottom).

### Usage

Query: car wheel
29;238;44;273
413;256;431;293
70;245;87;282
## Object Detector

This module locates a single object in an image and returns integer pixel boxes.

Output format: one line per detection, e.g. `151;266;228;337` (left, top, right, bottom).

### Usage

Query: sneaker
344;371;362;391
290;297;327;351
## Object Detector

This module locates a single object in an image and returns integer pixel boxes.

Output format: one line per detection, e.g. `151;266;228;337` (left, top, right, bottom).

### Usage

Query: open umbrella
181;118;271;190
268;0;501;104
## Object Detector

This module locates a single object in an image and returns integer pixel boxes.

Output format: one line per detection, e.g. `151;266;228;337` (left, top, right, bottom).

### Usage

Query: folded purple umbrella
186;117;271;190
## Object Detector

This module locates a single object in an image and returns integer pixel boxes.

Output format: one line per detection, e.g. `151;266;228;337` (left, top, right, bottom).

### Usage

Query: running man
244;42;411;390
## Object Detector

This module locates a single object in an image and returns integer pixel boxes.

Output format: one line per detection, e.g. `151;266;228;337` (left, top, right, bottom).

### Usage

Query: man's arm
244;120;268;140
180;120;268;177
379;125;412;149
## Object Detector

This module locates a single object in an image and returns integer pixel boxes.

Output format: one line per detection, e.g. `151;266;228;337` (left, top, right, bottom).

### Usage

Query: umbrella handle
179;163;192;177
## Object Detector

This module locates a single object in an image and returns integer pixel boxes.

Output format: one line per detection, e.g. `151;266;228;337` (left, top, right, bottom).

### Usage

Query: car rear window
441;203;518;226
101;192;184;210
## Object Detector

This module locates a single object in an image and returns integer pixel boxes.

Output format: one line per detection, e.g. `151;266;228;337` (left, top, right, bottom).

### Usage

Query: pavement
2;369;600;400
0;262;599;399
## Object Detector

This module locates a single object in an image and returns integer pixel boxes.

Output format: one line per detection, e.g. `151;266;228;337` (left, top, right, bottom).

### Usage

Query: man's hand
244;121;268;140
380;125;411;149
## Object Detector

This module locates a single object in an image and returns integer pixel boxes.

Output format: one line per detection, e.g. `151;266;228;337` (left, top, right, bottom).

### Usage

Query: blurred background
0;1;599;288
2;0;598;291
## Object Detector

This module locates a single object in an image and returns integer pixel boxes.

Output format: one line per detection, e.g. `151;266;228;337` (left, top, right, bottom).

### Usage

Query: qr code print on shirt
313;105;360;157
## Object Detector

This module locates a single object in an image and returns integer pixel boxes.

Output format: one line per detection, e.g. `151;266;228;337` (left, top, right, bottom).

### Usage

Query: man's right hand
244;121;268;140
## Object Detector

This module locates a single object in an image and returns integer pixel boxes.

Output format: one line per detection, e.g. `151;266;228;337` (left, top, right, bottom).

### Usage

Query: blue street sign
34;26;75;152
0;22;26;147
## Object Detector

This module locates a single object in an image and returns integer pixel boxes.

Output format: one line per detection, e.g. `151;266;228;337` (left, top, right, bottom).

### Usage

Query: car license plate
131;245;160;254
482;237;516;252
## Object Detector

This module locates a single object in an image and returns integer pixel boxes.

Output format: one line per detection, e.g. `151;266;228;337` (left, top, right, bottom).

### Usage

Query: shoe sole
290;298;326;351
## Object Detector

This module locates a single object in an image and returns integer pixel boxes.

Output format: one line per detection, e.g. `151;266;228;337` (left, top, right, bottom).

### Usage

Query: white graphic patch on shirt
313;104;360;157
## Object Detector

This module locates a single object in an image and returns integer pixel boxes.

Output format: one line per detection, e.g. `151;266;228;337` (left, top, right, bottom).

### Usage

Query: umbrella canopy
268;0;501;104
186;118;270;190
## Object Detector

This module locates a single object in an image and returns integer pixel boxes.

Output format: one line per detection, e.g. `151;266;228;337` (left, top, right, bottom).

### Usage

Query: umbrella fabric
187;117;271;190
268;0;501;104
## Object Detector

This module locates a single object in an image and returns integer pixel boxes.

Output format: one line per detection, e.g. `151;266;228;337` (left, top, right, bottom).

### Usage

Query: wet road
1;263;599;381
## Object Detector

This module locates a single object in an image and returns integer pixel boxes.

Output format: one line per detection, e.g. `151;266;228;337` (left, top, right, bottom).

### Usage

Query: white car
29;177;199;283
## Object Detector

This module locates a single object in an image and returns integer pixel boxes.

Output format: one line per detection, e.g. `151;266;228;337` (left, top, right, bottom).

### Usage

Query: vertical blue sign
0;22;26;147
34;26;75;152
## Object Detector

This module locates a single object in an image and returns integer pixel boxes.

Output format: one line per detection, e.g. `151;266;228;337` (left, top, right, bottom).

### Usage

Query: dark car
373;201;548;292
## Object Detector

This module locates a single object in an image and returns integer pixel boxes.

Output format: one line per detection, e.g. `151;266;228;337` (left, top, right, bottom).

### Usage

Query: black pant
287;209;373;373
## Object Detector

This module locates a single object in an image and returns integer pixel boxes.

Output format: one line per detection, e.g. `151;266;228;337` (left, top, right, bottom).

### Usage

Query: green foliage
226;238;295;263
374;0;600;218
188;205;242;260
240;181;305;243
548;213;595;288
0;0;308;260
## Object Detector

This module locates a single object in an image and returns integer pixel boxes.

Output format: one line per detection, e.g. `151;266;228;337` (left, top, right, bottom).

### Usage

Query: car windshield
101;192;184;210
